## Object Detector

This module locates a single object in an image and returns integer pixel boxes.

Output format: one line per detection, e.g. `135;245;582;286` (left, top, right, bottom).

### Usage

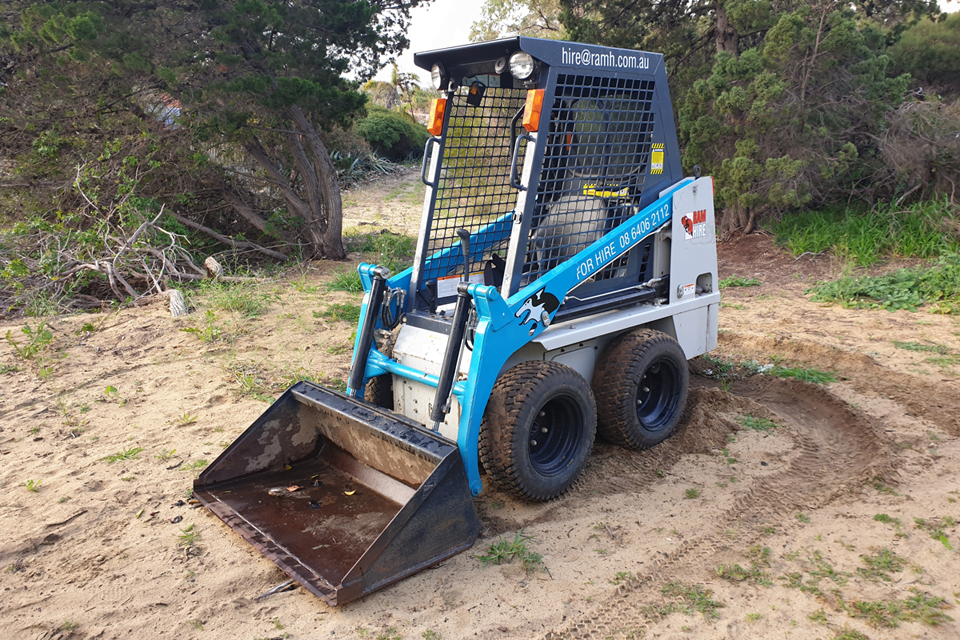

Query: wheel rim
527;394;584;477
635;357;681;432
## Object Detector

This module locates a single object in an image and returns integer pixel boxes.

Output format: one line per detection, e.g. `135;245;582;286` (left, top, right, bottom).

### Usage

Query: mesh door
520;74;656;288
425;87;528;281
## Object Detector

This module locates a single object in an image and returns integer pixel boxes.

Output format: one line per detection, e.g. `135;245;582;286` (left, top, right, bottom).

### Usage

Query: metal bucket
194;381;481;605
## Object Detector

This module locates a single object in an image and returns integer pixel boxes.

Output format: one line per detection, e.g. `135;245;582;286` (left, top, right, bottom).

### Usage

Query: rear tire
480;361;596;501
593;329;689;449
364;375;393;410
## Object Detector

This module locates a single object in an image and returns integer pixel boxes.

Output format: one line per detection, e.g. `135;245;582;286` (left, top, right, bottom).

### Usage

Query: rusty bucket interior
194;381;481;606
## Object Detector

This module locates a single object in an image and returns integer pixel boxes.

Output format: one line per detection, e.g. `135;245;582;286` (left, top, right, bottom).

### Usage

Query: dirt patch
3;201;960;639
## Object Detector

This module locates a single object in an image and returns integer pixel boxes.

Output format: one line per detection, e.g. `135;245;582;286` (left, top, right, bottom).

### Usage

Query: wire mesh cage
425;86;528;280
519;74;657;289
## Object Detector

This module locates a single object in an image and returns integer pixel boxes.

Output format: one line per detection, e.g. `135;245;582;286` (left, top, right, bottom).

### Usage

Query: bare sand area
2;175;958;639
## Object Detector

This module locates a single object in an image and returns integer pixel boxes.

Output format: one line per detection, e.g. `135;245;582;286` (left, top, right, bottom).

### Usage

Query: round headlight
431;63;445;90
509;52;536;81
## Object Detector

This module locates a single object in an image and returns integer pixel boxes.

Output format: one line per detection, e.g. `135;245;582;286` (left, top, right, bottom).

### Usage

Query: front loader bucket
194;381;481;606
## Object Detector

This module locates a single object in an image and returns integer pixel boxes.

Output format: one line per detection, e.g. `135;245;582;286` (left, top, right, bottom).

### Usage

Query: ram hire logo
681;209;708;240
561;47;650;70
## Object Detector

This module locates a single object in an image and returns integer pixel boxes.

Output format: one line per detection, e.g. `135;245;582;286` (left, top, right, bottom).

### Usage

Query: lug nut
530;439;537;447
643;386;650;393
539;411;546;417
541;427;548;433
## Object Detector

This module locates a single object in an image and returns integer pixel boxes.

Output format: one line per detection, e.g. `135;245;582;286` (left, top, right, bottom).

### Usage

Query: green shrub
355;106;429;161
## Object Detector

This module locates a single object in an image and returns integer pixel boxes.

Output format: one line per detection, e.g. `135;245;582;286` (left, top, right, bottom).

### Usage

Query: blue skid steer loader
195;37;719;606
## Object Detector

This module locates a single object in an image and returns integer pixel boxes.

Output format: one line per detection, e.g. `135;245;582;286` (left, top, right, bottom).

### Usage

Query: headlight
431;63;445;90
509;52;536;81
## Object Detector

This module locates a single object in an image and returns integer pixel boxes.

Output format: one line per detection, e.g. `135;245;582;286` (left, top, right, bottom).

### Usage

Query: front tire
480;361;597;501
593;329;689;449
364;375;393;410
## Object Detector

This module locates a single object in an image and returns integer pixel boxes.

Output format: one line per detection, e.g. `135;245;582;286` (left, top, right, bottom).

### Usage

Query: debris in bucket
309;501;322;509
268;487;286;497
286;485;302;492
310;475;323;487
344;487;356;496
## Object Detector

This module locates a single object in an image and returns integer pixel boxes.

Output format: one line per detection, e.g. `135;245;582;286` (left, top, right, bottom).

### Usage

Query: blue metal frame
352;180;688;496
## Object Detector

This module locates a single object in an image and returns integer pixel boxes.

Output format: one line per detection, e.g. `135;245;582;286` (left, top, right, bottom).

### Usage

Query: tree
889;12;960;98
2;0;430;260
678;5;912;232
470;0;564;41
557;0;942;231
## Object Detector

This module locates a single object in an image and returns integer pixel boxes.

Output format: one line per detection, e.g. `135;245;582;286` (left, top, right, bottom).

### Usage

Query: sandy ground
2;176;960;640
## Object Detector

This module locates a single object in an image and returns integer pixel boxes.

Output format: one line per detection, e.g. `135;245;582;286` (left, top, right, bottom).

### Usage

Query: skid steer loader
195;37;719;606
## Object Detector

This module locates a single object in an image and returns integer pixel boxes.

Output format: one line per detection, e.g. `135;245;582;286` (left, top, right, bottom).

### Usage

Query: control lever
456;229;471;282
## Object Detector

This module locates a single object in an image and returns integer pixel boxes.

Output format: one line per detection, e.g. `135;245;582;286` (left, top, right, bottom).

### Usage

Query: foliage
102;446;143;464
470;0;565;41
769;198;960;266
362;61;433;116
198;281;274;317
176;524;201;547
889;13;960;98
659;581;724;619
355;106;430;161
739;415;779;432
857;548;905;582
316;303;362;325
719;275;761;288
180;310;225;343
2;0;430;268
476;530;544;572
680;7;909;232
348;231;416;273
558;0;943;231
5;322;53;359
847;588;953;628
767;366;837;385
807;254;960;313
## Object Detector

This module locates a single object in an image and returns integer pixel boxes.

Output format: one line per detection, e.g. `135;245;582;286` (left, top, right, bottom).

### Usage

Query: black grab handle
510;133;533;191
421;137;442;188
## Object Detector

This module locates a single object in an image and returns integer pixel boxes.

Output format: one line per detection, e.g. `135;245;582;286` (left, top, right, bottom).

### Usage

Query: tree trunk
715;2;739;57
288;105;346;259
242;115;345;259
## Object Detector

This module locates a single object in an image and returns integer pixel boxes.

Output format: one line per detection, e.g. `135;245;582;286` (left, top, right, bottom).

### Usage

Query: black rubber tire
592;329;689;449
364;375;393;410
479;361;597;501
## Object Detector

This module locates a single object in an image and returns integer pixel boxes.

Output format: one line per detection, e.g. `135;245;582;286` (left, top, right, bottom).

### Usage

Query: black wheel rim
527;394;583;477
635;357;681;432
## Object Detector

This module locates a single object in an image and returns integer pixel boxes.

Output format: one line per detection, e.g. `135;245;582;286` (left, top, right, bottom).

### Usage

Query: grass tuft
768;366;836;384
807;254;960;314
770;198;960;267
719;275;761;288
659;581;724;619
102;446;143;463
739;415;780;432
857;548;905;582
847;588;953;628
475;530;543;573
